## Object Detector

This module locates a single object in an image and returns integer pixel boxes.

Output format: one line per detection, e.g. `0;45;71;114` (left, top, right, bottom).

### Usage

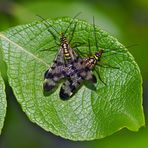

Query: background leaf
0;17;144;140
0;62;7;134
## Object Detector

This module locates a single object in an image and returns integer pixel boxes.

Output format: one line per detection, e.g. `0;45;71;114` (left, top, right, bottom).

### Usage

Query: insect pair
40;15;118;100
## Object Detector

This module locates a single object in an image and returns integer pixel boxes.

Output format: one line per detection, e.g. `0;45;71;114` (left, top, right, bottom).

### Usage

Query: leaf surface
0;17;144;140
0;53;7;134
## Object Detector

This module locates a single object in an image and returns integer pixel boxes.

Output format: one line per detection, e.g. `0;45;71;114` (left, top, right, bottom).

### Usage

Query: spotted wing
64;46;79;64
59;61;97;100
43;48;65;91
69;47;78;61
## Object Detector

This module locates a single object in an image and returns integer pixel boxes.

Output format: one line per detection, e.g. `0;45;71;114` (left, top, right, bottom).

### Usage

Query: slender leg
98;62;119;69
74;47;87;57
94;68;106;85
69;22;77;44
39;45;57;52
72;41;87;48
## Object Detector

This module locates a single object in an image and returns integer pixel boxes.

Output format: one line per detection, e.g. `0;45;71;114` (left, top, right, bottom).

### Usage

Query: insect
38;14;82;92
59;49;105;99
59;17;119;100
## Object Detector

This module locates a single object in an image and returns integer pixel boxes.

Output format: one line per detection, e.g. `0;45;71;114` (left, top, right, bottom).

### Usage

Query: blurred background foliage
0;0;148;147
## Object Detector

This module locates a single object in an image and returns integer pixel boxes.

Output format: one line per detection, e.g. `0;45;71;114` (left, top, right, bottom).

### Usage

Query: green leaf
0;17;145;140
0;60;7;134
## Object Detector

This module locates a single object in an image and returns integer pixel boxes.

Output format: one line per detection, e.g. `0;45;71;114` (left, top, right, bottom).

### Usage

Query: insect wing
59;59;97;100
43;48;65;91
59;73;82;100
69;47;78;61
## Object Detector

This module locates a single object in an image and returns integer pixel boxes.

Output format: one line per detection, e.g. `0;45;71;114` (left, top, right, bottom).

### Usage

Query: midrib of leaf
0;33;49;67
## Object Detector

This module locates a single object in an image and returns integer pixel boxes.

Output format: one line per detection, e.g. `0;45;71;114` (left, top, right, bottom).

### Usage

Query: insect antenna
125;43;139;49
36;14;60;35
101;50;124;59
92;16;138;60
88;39;92;55
64;12;81;35
102;43;139;59
68;21;78;44
36;14;60;46
93;16;99;51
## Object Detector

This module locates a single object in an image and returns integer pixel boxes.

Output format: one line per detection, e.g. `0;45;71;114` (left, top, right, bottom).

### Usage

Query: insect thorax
84;57;97;70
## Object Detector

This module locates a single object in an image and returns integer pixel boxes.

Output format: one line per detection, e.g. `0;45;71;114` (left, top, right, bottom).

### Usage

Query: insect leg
97;62;119;69
94;67;106;85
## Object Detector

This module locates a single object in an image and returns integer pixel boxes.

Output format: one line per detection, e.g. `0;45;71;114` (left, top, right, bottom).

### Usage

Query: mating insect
59;49;105;99
38;14;81;92
59;17;120;100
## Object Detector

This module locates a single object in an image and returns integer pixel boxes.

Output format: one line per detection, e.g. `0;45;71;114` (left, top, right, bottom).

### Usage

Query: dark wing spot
59;87;70;100
69;83;76;92
56;61;63;66
53;59;63;66
68;78;73;84
54;72;62;78
77;81;81;85
91;74;97;83
51;66;55;70
43;82;54;91
85;67;90;72
44;72;54;79
77;72;85;80
62;70;67;77
54;60;57;63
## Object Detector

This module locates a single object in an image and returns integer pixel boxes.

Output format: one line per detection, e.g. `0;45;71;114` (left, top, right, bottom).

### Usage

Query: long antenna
36;14;60;36
93;16;99;50
69;21;78;44
125;43;139;49
88;39;91;55
64;12;82;35
102;43;139;58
